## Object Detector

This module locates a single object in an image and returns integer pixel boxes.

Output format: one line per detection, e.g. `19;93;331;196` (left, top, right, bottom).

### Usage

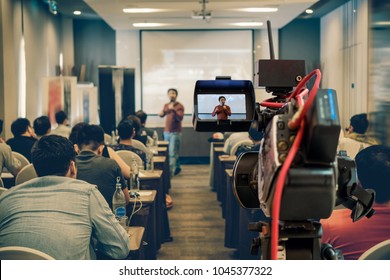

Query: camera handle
249;220;342;260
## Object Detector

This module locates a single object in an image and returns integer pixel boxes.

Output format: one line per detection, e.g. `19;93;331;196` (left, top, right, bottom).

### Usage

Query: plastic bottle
152;130;158;152
130;158;140;195
112;176;126;219
111;130;117;145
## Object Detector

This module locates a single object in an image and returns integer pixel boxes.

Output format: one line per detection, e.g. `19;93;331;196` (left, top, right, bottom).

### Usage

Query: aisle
156;164;237;260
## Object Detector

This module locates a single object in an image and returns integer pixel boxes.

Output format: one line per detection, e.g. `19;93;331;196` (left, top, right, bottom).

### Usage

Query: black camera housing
193;77;256;132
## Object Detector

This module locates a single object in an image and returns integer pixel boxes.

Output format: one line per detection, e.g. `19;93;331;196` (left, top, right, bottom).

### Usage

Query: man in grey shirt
0;135;131;259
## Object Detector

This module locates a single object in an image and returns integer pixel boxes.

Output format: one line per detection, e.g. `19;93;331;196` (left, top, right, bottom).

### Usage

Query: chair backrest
12;152;30;168
15;164;37;185
132;139;149;154
0;246;55;260
230;139;253;156
358;239;390;260
104;133;112;145
116;150;144;170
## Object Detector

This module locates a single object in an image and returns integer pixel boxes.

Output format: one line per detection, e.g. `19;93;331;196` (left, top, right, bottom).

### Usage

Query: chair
230;139;252;156
12;152;30;169
0;246;55;260
358;239;390;260
104;133;113;145
132;139;149;155
15;164;37;185
116;150;144;170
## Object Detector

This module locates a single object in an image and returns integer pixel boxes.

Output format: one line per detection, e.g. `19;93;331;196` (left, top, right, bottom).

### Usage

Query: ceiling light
231;22;264;27
123;8;162;13
237;7;278;13
132;23;167;28
73;10;81;15
305;9;314;14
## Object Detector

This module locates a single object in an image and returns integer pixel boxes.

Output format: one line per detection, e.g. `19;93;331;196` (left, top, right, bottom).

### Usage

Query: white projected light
141;30;252;126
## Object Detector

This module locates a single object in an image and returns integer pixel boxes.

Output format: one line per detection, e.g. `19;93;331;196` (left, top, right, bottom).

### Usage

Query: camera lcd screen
197;94;246;120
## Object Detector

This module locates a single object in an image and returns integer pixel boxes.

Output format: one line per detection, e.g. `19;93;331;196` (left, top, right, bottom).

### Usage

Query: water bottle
146;144;154;172
130;158;140;196
111;130;117;145
152;130;158;152
112;176;126;220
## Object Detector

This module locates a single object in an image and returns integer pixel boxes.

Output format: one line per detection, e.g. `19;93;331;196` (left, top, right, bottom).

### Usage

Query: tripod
249;220;342;260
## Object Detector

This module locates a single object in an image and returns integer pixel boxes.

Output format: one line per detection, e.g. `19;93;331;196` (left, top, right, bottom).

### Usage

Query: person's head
69;122;88;154
135;110;147;125
33;116;51;137
125;115;141;134
348;113;369;134
248;120;263;143
77;124;105;154
31;135;76;178
355;145;390;204
55;110;68;125
117;119;136;140
218;96;226;105
11;118;34;137
167;88;178;102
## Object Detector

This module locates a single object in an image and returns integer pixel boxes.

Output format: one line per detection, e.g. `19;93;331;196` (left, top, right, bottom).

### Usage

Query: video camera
192;21;375;260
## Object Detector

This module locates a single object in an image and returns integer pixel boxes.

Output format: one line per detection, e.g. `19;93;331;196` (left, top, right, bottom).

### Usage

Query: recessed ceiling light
123;8;162;13
73;10;81;15
305;9;314;14
237;7;278;13
132;23;167;27
231;22;264;27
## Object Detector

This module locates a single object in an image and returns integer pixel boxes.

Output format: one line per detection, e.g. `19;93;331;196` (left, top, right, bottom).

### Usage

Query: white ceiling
82;0;318;30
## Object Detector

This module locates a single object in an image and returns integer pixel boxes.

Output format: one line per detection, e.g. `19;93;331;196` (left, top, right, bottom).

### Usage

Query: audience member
135;110;157;139
0;142;21;177
0;135;131;259
110;119;147;167
159;88;185;176
234;121;264;156
75;124;130;209
51;110;71;138
321;145;390;260
70;122;131;180
6;118;36;161
337;113;380;158
126;115;148;146
33;116;51;139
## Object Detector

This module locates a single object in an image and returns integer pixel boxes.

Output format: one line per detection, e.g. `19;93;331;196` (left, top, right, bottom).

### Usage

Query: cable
269;69;322;260
128;195;143;226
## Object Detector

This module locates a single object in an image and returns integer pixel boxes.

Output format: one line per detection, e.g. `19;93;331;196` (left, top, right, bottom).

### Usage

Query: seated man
0;135;131;259
76;124;130;209
6;118;36;161
321;145;390;260
33;116;51;139
50;110;72;138
126;115;148;146
111;119;148;167
0;119;21;177
337;113;380;158
135;110;158;139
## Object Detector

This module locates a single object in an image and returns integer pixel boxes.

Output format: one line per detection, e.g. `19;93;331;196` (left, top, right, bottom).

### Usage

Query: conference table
139;170;171;248
128;189;157;259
